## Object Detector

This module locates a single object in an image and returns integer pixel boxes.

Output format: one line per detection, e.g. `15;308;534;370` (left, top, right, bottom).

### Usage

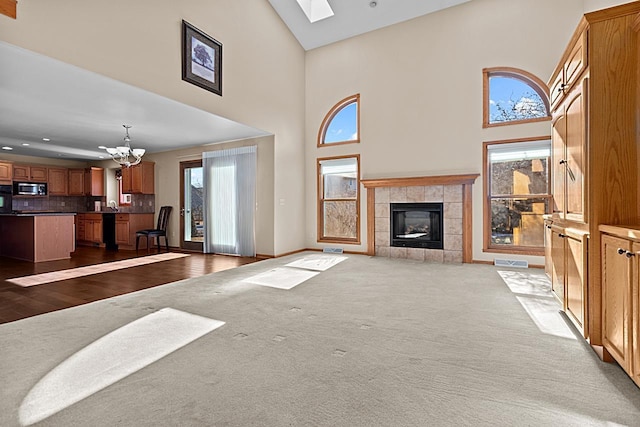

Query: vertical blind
202;146;257;257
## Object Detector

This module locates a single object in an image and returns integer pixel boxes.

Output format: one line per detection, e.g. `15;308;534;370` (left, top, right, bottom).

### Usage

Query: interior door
180;160;204;251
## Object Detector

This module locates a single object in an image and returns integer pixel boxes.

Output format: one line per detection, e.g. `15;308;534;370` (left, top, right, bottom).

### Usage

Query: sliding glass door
179;160;203;251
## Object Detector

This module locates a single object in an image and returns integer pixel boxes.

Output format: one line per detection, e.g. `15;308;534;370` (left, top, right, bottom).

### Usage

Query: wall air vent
494;259;529;268
323;247;344;254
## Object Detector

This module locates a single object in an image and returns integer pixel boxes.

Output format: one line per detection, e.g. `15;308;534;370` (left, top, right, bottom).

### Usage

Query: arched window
318;94;360;146
483;68;551;128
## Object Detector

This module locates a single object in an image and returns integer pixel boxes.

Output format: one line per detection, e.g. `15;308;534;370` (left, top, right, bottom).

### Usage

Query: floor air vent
494;259;529;268
323;247;344;254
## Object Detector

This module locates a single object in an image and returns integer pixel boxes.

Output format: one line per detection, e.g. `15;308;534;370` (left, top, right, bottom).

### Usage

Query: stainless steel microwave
13;182;47;196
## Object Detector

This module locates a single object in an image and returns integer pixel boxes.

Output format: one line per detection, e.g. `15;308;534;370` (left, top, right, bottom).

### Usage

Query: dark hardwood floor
0;246;262;325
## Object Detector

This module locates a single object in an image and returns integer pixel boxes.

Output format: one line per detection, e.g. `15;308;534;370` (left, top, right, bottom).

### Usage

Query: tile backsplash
12;194;154;213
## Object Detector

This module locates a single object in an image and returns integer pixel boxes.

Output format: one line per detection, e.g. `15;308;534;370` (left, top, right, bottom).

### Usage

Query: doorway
180;160;204;251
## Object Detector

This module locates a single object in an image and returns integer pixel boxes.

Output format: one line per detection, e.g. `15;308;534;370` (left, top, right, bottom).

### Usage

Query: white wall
304;0;588;263
0;0;305;256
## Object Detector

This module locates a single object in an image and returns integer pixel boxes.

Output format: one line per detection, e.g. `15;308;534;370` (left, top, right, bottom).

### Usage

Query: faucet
108;200;119;212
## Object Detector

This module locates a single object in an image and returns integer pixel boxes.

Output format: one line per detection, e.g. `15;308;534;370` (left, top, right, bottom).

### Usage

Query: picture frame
181;20;222;96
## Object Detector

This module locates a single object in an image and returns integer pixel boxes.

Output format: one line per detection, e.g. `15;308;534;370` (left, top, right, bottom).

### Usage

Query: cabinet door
551;111;566;217
13;165;29;181
85;168;104;196
68;169;85;196
602;234;632;372
115;220;130;245
564;30;587;92
30;166;47;182
632;242;640;386
566;234;587;337
550;227;566;306
48;168;68;195
0;162;12;182
564;82;585;222
121;167;132;193
91;220;103;243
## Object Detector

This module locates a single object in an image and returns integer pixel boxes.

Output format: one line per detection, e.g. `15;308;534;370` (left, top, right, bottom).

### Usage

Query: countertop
599;224;640;241
0;211;77;217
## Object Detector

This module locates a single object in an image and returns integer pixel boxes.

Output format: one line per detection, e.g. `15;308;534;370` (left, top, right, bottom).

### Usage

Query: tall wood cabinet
545;3;640;350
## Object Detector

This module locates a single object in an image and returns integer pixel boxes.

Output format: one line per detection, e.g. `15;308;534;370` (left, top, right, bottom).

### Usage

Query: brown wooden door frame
179;160;203;251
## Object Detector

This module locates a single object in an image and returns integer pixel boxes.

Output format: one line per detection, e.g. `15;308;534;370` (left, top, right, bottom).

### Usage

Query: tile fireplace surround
361;174;479;263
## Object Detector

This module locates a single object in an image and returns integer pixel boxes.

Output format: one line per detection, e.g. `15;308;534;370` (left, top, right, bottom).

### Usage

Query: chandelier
104;124;145;167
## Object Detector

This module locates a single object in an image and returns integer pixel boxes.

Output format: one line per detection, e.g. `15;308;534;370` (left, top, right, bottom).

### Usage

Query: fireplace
390;203;443;249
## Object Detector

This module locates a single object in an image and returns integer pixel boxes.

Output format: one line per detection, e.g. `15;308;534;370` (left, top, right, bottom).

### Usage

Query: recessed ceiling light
22;143;30;146
42;138;50;142
295;0;334;23
2;146;13;150
369;1;378;7
98;145;107;149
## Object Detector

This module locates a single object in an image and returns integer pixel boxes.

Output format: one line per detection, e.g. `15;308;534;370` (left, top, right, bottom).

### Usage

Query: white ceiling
0;42;269;162
268;0;472;50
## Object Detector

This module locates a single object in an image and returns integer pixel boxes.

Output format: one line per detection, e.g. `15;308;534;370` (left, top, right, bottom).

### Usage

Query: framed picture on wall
181;20;222;96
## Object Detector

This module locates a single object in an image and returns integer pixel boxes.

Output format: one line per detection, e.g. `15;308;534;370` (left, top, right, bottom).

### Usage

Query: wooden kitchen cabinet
68;169;85;195
599;225;640;388
114;213;154;250
0;161;12;183
84;167;104;196
48;168;68;196
544;4;640;348
13;164;47;182
76;213;103;245
548;225;589;337
549;27;587;111
551;81;585;222
121;161;154;194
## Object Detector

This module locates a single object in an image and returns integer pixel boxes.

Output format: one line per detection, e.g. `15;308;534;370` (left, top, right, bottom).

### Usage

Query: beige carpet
8;253;190;287
1;253;639;426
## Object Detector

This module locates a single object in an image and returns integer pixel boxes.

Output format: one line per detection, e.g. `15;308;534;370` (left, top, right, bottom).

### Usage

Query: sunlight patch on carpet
243;267;319;290
498;270;575;340
8;253;190;287
285;254;347;271
18;307;224;426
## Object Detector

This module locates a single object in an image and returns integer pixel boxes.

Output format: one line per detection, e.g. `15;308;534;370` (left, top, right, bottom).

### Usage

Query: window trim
483;67;551;128
317;154;361;244
482;136;552;256
317;94;360;147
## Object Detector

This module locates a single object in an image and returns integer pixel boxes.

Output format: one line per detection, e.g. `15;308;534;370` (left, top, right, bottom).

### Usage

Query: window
317;155;360;243
483;68;551;128
483;138;551;255
318;94;360;146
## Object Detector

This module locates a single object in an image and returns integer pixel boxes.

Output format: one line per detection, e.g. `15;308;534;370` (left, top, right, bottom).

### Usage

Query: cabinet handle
618;248;626;255
625;251;636;258
559;233;566;238
559;159;567;165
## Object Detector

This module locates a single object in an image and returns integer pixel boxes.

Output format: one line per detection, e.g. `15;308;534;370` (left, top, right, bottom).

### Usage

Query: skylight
295;0;334;23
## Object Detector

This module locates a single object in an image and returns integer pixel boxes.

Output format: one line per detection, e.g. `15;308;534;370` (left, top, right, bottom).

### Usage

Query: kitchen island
0;212;76;262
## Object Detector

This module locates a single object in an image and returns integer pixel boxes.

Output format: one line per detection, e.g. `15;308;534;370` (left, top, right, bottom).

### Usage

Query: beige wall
304;0;591;264
139;136;275;256
0;0;305;255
